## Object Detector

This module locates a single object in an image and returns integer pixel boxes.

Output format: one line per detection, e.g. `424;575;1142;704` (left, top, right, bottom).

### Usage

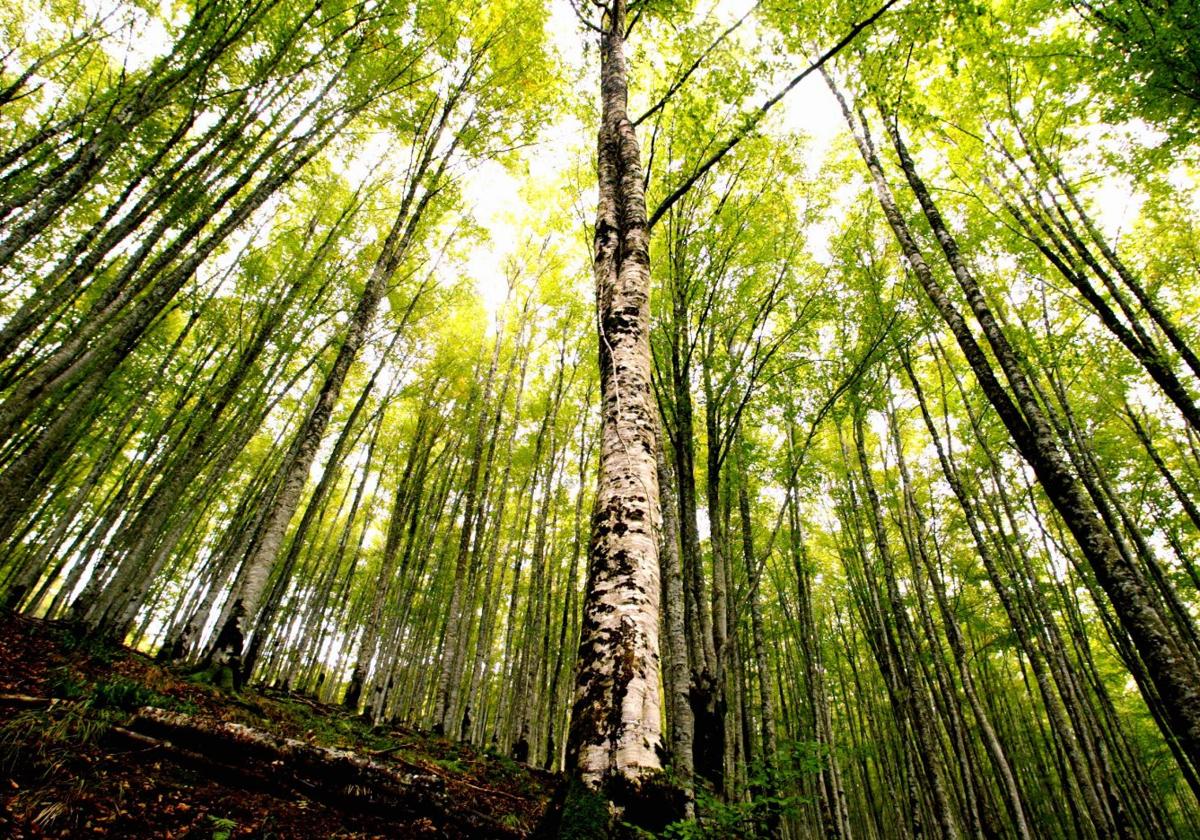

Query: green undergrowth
3;650;201;785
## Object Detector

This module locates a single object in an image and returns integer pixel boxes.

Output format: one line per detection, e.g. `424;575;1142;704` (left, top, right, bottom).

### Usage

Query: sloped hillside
0;617;557;838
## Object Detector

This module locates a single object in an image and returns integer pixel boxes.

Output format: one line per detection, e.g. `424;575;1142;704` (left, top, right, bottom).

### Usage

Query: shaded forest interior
3;0;1200;836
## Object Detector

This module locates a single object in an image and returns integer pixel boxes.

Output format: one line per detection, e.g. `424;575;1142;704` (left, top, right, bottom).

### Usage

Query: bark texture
566;0;665;792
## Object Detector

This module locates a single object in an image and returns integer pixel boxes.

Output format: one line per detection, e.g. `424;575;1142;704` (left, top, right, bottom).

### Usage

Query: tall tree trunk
657;440;695;815
566;0;666;801
826;68;1200;773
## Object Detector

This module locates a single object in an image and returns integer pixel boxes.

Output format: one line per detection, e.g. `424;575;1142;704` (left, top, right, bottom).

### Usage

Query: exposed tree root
0;693;60;708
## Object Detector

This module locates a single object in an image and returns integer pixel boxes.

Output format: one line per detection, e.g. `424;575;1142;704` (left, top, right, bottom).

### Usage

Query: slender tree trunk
657;440;695;815
827;69;1200;772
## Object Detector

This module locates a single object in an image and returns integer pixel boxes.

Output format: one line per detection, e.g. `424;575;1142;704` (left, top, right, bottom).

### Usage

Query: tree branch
647;0;903;231
632;2;761;128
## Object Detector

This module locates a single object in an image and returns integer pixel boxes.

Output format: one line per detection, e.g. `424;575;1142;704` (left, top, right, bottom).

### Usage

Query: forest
1;0;1199;836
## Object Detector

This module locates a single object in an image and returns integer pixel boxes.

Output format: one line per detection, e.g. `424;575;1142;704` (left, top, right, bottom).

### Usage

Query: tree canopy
3;0;1200;836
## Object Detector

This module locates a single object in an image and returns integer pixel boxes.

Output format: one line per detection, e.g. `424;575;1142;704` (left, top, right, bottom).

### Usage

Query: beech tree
4;0;1200;836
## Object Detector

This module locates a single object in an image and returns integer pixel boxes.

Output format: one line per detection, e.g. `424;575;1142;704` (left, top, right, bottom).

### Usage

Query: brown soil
0;615;557;838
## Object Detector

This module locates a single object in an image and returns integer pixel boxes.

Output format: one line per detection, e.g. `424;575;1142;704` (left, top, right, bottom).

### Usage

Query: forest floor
0;615;559;838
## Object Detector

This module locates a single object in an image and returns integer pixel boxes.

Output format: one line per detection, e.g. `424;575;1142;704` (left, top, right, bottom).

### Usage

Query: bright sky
71;0;862;327
73;0;1178;327
458;0;850;326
